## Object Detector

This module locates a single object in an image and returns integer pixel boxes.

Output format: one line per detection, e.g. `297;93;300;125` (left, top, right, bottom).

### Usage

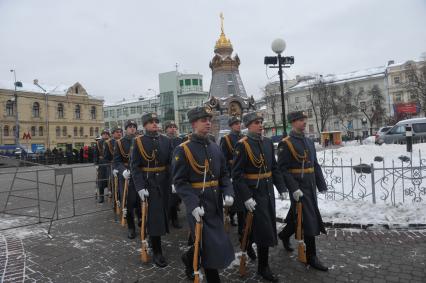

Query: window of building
130;106;136;114
62;126;67;137
31;126;36;137
95;127;99;136
334;121;339;130
75;86;79;94
117;109;122;117
295;97;299;103
308;124;314;133
407;73;415;83
91;106;96;120
32;102;40;118
346;104;352;113
80;127;84;136
185;79;191;86
57;103;64;118
179;80;184;87
56;126;60;137
137;106;142;114
39;126;43;136
110;109;115;118
123;108;129;116
192;79;198;85
74;127;78;136
308;109;313;118
12;126;16;137
228;85;235;95
394;91;403;102
227;74;233;82
360;101;366;111
394;76;400;84
90;127;94;136
104;110;108;118
199;79;202;86
75;105;81;119
6;100;14;116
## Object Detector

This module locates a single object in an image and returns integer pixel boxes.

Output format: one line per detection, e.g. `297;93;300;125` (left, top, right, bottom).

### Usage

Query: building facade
103;96;159;131
158;71;208;134
0;80;104;151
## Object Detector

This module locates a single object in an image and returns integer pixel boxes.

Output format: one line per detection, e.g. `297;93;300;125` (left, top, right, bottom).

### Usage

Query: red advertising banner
395;103;418;114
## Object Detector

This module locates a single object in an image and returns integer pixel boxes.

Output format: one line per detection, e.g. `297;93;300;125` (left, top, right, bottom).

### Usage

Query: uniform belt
243;171;272;180
191;180;219;189
288;167;314;174
99;156;104;160
228;160;234;165
140;166;167;172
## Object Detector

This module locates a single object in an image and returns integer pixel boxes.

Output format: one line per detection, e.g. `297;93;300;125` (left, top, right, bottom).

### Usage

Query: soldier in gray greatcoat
277;110;329;271
173;106;235;282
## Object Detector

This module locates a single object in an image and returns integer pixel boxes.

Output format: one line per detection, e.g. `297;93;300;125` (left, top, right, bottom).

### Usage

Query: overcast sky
0;0;425;103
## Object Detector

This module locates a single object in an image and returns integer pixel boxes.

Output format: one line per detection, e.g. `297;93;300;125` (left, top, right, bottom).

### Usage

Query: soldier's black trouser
237;211;245;236
150;236;163;255
126;186;141;229
279;223;316;258
183;246;220;283
257;245;269;270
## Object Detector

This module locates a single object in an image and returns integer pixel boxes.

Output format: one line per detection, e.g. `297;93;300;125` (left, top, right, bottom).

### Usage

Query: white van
377;118;426;144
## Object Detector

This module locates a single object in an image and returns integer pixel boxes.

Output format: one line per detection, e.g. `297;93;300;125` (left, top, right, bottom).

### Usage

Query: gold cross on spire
220;12;224;34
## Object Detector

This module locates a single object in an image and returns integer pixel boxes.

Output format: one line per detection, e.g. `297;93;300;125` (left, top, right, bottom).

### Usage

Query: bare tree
402;60;426;113
331;83;361;135
261;86;280;135
359;84;385;135
307;77;337;134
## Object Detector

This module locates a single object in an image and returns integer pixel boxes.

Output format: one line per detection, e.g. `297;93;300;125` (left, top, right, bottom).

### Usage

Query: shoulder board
238;136;248;143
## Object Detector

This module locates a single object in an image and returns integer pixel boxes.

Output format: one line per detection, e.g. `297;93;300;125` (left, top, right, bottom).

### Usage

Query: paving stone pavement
0;207;424;283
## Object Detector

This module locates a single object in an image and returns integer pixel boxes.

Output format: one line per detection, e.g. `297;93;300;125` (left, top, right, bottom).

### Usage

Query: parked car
374;126;392;144
376;118;426;144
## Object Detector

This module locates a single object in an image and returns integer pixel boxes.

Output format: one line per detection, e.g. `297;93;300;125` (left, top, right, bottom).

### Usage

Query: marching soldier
94;129;110;203
232;112;288;282
173;106;235;282
164;121;183;229
105;127;122;201
219;116;257;260
113;121;138;238
131;113;173;268
277;111;329;271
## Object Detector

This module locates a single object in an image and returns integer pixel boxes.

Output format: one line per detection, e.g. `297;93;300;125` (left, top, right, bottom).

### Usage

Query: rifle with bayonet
296;201;307;263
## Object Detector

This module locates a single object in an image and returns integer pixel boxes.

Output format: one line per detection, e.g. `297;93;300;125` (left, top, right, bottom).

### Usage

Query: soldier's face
102;133;110;139
192;117;211;136
145;120;159;132
166;126;177;136
293;118;307;132
113;131;122;139
248;119;263;134
231;122;241;132
126;125;137;135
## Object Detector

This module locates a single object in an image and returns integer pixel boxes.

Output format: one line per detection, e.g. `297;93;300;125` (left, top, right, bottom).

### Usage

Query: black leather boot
127;227;136;239
257;246;278;282
181;247;195;280
172;218;182;229
278;231;294;252
151;236;167;268
305;236;328;271
308;256;328;271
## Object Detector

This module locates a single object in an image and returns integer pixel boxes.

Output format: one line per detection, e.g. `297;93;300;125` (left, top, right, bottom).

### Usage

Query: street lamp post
10;70;22;147
264;39;294;137
34;79;50;149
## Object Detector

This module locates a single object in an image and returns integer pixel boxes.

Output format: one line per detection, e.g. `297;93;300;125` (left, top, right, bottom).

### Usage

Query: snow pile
276;198;426;226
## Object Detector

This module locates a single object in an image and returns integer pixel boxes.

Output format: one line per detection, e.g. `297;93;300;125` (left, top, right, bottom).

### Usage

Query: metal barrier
0;157;114;231
318;149;426;205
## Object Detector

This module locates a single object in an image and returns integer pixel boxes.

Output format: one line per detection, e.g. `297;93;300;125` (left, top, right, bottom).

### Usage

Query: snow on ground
318;142;426;167
276;199;426;227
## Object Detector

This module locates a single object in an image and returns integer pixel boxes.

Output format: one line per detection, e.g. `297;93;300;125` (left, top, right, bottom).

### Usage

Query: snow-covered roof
104;95;158;107
0;80;102;100
289;66;386;91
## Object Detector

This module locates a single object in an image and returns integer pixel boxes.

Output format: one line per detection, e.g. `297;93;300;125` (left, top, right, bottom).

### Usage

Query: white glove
138;189;149;201
279;192;288;201
112;169;119;177
224;195;234;207
95;165;99;170
244;198;256;212
172;184;176;194
192;206;205;222
293;189;304;202
116;200;121;208
122;208;127;217
122;169;131;179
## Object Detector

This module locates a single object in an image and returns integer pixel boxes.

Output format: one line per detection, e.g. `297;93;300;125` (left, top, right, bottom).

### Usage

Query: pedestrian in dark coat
277;110;329;271
232;111;287;282
164;120;184;229
173;106;235;282
130;113;173;268
94;129;110;203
